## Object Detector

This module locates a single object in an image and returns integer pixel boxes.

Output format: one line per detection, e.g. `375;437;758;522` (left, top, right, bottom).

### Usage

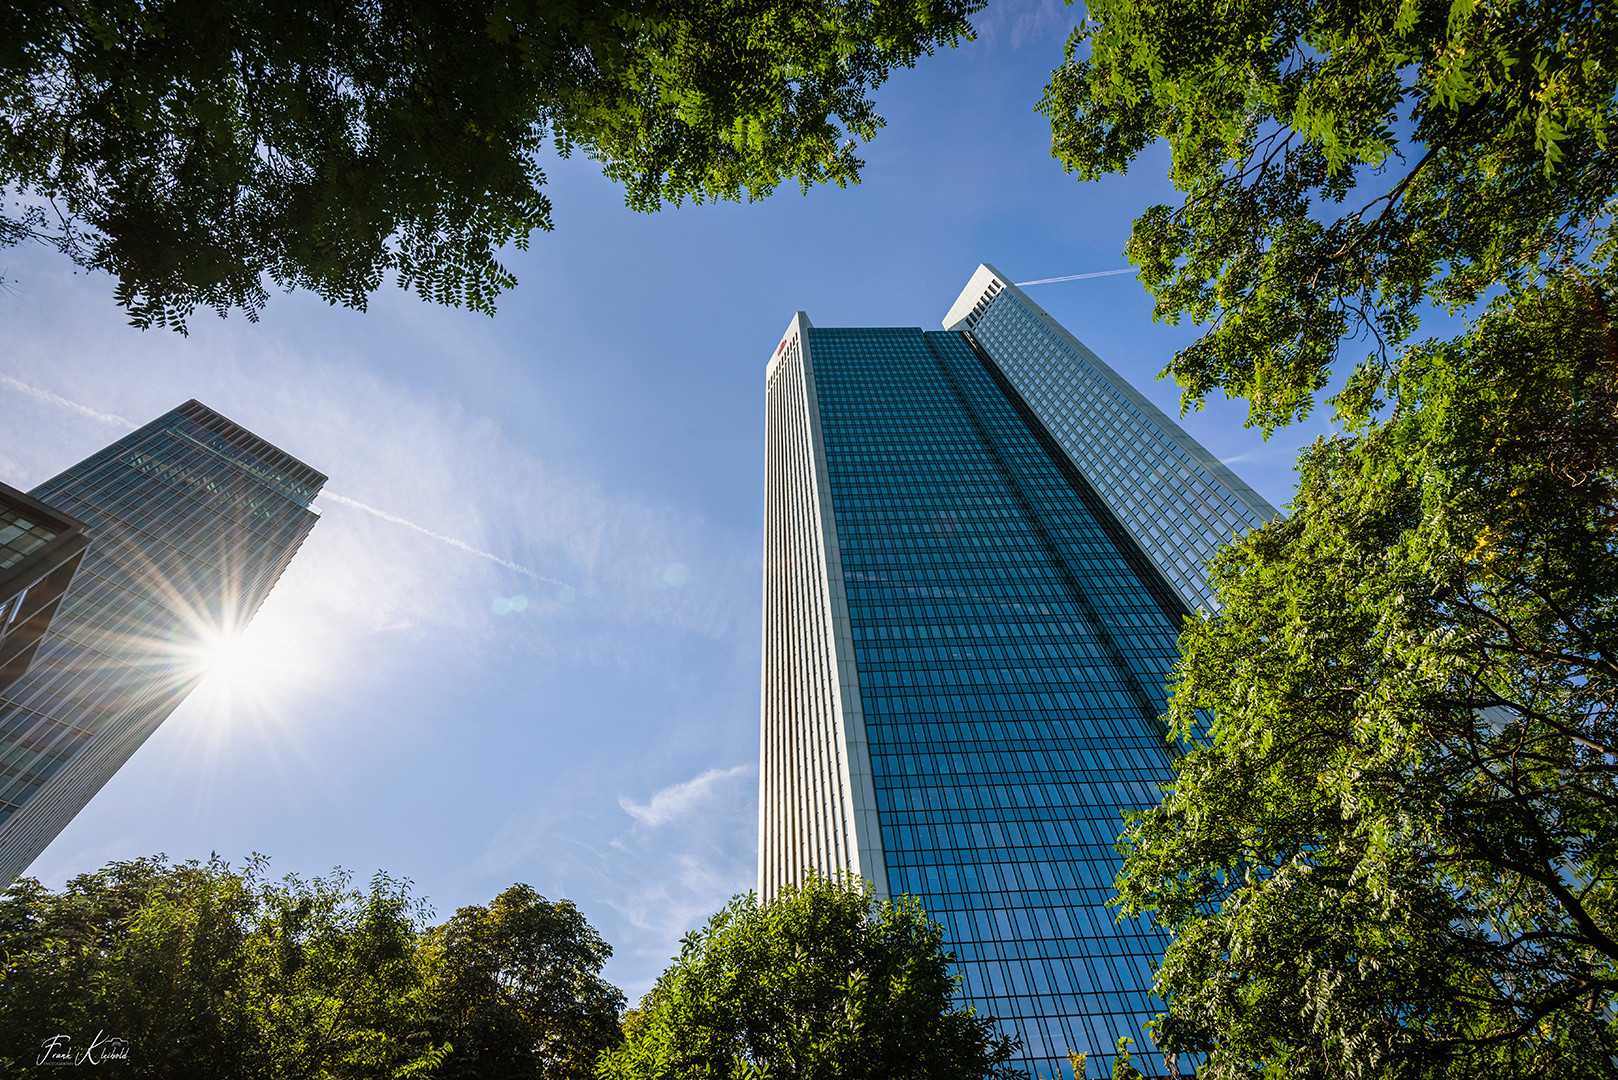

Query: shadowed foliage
0;0;981;330
0;855;623;1079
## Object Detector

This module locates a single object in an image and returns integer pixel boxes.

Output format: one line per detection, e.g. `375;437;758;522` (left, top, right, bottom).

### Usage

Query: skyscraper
0;400;325;883
759;265;1274;1077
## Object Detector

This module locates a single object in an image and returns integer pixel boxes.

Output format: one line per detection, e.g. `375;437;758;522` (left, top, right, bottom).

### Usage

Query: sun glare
185;605;314;705
204;635;258;682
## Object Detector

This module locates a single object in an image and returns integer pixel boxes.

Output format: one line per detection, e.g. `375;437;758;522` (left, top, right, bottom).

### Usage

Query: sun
185;608;306;698
202;634;259;683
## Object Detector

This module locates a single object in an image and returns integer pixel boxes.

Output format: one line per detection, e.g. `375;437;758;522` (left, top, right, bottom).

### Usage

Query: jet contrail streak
4;371;570;589
1;374;137;429
320;492;569;587
1015;268;1137;286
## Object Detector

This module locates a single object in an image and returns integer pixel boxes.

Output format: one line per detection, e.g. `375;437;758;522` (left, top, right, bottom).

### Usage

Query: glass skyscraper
0;400;325;883
759;265;1274;1077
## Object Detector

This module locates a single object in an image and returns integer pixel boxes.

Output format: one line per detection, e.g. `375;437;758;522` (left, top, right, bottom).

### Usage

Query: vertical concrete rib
759;314;888;899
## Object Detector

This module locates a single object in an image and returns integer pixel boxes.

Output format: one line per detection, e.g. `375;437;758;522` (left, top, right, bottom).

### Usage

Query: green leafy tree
424;883;624;1080
0;855;446;1079
0;855;260;1075
0;858;630;1078
596;874;1025;1080
239;867;446;1080
1115;267;1618;1077
1039;0;1618;432
1;0;981;330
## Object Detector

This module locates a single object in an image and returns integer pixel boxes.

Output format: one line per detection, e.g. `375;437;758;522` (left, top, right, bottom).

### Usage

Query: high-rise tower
0;401;324;882
759;265;1274;1077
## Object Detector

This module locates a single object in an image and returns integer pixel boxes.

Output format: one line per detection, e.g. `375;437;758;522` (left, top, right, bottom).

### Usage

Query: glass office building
0;401;324;883
759;266;1274;1077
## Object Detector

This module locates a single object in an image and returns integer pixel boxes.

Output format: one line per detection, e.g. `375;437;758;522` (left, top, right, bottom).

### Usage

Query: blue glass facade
947;268;1274;614
0;401;324;882
811;327;1183;1076
762;273;1274;1076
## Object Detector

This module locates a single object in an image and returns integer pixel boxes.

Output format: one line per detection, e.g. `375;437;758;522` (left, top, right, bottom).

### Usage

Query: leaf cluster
548;0;979;212
0;0;981;329
596;874;1025;1080
1116;266;1618;1078
1039;0;1618;432
0;855;623;1080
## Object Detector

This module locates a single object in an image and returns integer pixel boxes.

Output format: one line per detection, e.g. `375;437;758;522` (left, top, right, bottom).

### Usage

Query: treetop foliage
597;874;1025;1080
0;855;623;1080
425;882;625;1080
0;0;981;330
1117;265;1618;1077
1040;0;1618;432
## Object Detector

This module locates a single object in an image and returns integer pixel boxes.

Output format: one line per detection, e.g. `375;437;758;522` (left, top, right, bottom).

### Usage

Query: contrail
1;374;137;429
1015;268;1137;286
4;371;570;588
319;492;569;587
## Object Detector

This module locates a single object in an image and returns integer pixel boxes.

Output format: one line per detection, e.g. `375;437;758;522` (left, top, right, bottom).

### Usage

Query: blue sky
0;1;1327;1000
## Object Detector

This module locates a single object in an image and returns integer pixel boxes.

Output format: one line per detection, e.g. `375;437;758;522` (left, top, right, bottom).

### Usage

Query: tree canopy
0;855;623;1079
1115;267;1618;1077
596;874;1025;1080
0;0;981;330
1041;6;1618;1072
425;883;624;1080
1040;0;1618;432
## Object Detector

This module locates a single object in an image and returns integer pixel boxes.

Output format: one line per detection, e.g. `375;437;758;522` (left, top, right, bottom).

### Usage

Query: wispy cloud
1219;441;1307;466
973;0;1074;48
0;344;748;664
471;759;758;1000
619;763;754;827
1;372;571;591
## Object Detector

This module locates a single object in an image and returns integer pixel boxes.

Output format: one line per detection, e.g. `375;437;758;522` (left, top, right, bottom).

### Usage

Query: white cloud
0;373;135;430
0;317;751;679
468;759;758;999
972;0;1075;49
619;763;754;827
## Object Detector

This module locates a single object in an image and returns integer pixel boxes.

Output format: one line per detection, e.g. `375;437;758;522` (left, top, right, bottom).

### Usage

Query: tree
0;859;630;1078
596;874;1025;1080
1;0;981;331
424;883;624;1080
0;855;260;1076
239;866;446;1080
1108;1038;1142;1080
1039;0;1618;433
1113;267;1618;1077
0;855;446;1079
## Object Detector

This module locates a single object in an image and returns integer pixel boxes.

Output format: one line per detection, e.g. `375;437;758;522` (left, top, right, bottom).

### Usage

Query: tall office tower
760;265;1275;1077
0;401;325;882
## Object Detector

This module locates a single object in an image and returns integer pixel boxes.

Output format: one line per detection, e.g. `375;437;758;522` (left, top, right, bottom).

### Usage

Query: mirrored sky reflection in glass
809;327;1184;1079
